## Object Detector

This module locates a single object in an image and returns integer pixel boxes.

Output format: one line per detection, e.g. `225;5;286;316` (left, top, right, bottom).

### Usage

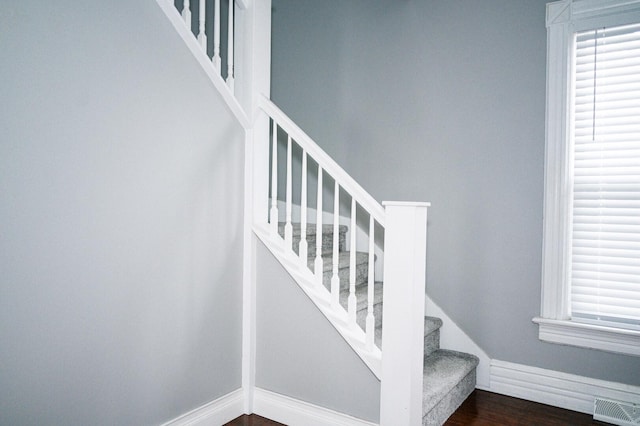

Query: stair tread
422;349;479;415
308;251;369;272
278;222;348;236
424;316;443;335
340;280;383;309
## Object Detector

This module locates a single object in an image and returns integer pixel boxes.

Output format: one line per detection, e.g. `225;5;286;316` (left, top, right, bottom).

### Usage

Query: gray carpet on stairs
422;350;479;426
279;220;479;425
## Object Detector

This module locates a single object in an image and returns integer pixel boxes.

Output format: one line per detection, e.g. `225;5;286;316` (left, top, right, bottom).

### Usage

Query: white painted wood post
380;201;429;426
226;0;235;92
213;0;221;71
366;216;376;350
233;0;270;115
299;151;308;262
331;181;340;308
182;0;191;27
284;135;293;250
348;198;357;323
197;0;207;50
269;120;279;239
314;166;324;287
241;0;271;415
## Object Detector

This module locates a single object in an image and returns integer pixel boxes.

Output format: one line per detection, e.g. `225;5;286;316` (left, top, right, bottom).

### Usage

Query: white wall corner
490;360;640;415
424;295;491;390
160;389;244;426
253;388;379;426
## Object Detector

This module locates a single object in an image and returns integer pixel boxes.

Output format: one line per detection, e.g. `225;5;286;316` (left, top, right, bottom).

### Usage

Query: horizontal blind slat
569;22;640;326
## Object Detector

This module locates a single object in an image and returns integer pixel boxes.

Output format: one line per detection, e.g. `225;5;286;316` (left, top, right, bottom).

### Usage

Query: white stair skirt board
490;360;640;416
253;388;378;426
425;295;491;390
160;389;244;426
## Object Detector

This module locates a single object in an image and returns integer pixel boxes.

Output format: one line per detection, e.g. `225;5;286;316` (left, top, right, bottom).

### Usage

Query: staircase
157;0;480;424
285;222;479;425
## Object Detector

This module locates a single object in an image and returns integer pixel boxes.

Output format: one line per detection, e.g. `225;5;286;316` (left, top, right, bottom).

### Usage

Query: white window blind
570;22;640;329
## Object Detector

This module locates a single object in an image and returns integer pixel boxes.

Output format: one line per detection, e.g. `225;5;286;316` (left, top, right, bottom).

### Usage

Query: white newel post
236;0;272;415
380;201;429;426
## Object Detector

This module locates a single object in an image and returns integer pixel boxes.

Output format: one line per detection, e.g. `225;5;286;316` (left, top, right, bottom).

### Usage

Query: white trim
490;360;640;415
533;317;640;356
541;0;574;324
253;388;379;426
242;130;257;413
538;0;640;356
160;389;244;426
379;203;428;426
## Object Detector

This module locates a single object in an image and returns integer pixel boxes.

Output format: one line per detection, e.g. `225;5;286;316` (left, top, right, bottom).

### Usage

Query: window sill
532;317;640;357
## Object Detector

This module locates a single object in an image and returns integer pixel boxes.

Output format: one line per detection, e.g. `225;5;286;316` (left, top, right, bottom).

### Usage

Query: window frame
534;0;640;356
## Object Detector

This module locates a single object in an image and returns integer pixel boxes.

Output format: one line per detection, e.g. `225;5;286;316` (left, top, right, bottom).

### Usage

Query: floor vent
594;397;640;426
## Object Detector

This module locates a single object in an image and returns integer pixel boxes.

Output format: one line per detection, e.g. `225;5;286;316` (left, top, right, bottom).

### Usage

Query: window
534;0;640;356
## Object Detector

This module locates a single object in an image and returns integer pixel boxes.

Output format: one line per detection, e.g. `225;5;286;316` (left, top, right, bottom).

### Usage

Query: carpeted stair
281;222;479;426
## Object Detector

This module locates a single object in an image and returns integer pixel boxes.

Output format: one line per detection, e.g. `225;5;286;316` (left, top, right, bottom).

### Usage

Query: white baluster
348;198;357;323
269;120;278;239
226;0;234;92
366;216;375;350
314;166;323;287
197;0;207;50
182;0;191;28
299;151;308;263
284;136;293;250
213;0;221;71
331;181;340;308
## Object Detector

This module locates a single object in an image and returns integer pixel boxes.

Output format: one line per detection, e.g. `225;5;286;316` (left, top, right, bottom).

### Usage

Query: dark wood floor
444;390;607;425
225;390;608;425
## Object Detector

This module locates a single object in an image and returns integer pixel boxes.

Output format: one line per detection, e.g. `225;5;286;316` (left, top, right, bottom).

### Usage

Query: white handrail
258;95;386;227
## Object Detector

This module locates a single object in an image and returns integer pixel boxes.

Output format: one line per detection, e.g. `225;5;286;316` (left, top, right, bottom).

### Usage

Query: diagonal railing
257;96;385;370
176;0;238;92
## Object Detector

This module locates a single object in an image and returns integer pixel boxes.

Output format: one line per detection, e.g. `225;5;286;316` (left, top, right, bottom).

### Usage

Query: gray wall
271;0;640;385
0;1;245;424
255;241;380;422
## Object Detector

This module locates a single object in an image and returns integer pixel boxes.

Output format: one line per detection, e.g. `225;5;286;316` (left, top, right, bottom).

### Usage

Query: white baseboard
253;388;378;426
490;359;640;415
160;389;244;426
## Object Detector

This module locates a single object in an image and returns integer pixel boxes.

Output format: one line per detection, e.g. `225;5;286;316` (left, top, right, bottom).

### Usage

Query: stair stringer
254;223;383;378
425;294;491;390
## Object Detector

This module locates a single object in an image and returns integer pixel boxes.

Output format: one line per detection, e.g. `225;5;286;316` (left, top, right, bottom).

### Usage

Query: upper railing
156;0;250;127
177;0;238;92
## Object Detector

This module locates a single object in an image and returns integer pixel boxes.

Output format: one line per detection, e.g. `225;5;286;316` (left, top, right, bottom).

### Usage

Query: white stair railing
256;96;385;375
174;0;238;94
254;97;430;402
